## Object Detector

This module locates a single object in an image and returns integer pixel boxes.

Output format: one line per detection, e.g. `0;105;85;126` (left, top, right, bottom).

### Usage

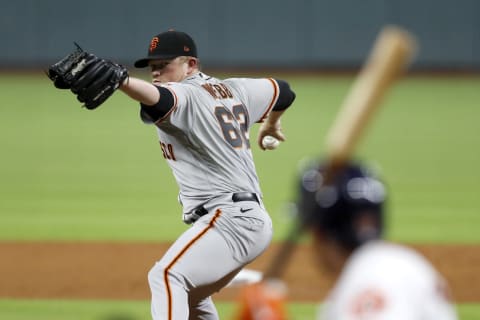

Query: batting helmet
297;161;387;250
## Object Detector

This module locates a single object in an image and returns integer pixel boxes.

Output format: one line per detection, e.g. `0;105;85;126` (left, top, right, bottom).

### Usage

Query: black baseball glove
47;43;128;110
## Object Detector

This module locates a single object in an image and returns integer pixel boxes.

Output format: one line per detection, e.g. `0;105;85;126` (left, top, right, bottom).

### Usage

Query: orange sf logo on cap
150;37;159;52
184;46;190;52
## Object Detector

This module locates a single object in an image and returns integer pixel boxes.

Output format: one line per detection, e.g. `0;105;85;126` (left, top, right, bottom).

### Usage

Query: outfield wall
1;0;479;69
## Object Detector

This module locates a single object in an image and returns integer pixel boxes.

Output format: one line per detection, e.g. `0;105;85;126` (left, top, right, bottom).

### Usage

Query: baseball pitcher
47;30;296;320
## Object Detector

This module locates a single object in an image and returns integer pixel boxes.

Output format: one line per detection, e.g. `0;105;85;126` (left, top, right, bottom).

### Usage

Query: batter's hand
233;280;288;320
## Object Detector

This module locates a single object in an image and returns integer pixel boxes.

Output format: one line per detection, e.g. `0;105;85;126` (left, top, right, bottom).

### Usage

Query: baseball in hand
262;135;280;150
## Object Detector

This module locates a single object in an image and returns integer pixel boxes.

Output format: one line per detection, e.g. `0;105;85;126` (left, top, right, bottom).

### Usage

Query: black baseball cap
134;30;197;68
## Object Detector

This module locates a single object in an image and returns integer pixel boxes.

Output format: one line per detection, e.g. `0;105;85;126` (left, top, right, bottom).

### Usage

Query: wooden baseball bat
263;25;417;279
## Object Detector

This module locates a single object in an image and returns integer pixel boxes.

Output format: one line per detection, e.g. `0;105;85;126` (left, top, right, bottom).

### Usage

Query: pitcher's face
149;56;197;84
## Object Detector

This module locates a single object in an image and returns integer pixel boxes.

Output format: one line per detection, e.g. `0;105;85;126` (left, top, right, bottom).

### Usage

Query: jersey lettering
233;104;250;148
160;141;176;161
214;104;250;149
202;83;234;99
350;288;386;317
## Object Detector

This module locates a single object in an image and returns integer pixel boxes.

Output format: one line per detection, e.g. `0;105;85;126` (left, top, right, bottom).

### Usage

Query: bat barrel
325;26;417;167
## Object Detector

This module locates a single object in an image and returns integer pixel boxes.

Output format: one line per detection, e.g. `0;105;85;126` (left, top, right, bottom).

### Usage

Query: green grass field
1;72;479;243
1;72;479;318
1;299;480;320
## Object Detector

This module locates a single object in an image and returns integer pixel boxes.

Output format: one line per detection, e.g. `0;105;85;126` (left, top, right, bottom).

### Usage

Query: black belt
232;192;259;204
188;192;259;220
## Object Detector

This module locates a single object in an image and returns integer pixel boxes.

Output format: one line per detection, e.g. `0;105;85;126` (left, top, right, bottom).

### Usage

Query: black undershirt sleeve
139;86;175;123
272;79;296;111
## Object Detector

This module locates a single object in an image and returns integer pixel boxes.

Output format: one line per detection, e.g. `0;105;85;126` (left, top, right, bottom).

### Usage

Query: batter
300;162;458;320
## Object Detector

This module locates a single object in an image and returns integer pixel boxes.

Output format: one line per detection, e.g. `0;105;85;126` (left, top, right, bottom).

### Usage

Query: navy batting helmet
297;161;386;250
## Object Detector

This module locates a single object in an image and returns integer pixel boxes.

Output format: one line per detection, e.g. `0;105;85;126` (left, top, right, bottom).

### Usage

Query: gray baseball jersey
144;72;279;213
143;72;280;320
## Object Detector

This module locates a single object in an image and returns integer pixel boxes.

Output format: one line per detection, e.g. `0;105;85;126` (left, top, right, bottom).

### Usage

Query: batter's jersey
142;72;279;213
318;241;458;320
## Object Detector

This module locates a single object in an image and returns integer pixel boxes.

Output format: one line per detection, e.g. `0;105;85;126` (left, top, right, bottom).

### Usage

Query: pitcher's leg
148;209;242;320
188;296;219;320
149;263;189;320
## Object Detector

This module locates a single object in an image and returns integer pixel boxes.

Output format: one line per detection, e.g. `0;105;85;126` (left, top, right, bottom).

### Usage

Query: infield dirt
0;242;479;302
